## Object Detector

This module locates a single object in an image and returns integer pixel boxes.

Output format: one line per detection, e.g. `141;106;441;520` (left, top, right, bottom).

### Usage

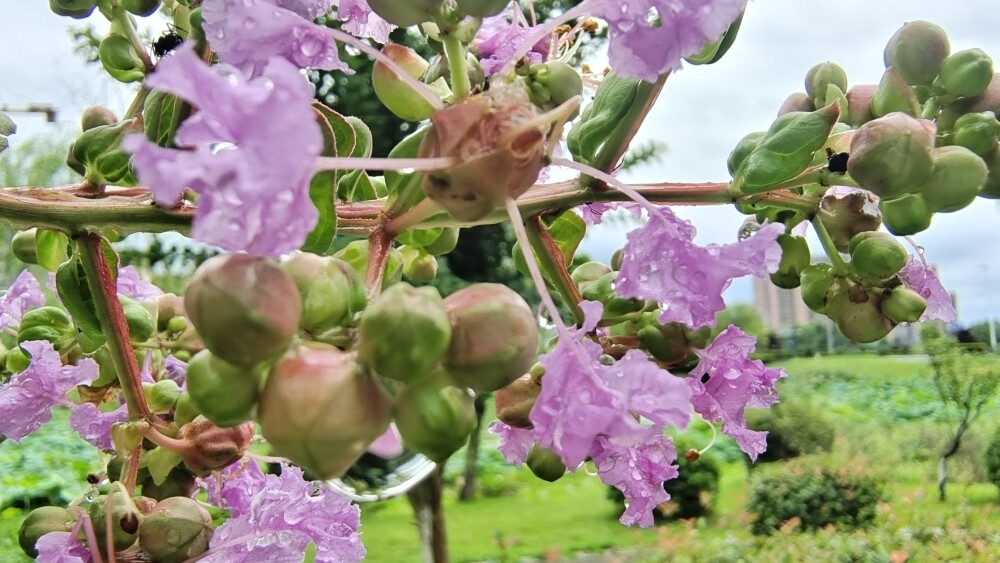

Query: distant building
752;277;819;330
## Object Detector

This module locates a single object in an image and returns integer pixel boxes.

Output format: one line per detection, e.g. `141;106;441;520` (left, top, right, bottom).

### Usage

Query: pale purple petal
197;458;268;518
367;423;404;458
116;265;163;301
488;420;536;465
0;341;99;442
202;0;347;77
0;270;45;330
687;325;785;460
899;256;957;323
475;13;549;77
602;349;691;433
204;465;364;563
591;434;678;527
69;401;129;450
35;531;90;563
576;202;643;225
616;209;782;329
337;0;395;43
276;0;335;18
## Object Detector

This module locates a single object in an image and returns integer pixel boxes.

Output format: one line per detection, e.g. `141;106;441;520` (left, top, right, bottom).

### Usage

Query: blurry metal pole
989;317;997;353
0;105;57;123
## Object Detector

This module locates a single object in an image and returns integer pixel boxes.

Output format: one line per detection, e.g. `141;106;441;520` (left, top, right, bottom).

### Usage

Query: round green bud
176;417;255;474
848;231;907;280
423;227;460;256
154;293;185;332
11;229;38;264
185;254;301;367
777;92;814;116
120;0;160;17
952;111;1000;156
358;283;452;383
455;0;510;17
581;272;645;317
526;444;566;482
805;62;849;104
402;249;439;283
17;306;76;353
770;234;810;289
80;106;118;131
367;0;444;27
883;20;950;86
919;145;987;212
637;323;688;366
138;496;213;563
879;192;933;236
98;34;146;83
826;282;894;343
259;344;392;479
89;493;141;552
527;61;583;113
936;48;994;100
815;191;882;253
493;374;540;429
727;131;765;177
5;345;30;373
172;392;201;428
871;67;920;117
393;374;477;463
443;284;539;392
184;350;260;427
881;286;927;324
120;295;156;342
571;261;613;291
282;252;366;333
18;506;77;557
799;263;835;314
143;379;180;414
373;42;436;121
847;112;936;199
49;0;97;18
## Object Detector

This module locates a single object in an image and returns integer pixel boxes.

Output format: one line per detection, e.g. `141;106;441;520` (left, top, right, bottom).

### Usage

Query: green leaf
512;210;586;285
397;227;444;248
55;256;107;345
566;73;640;165
35;230;70;272
143;90;179;147
385;126;430;211
300;105;344;254
145;446;183;486
345;116;373;158
337;169;377;203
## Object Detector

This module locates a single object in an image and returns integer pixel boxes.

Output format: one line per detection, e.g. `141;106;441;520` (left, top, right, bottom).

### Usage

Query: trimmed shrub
748;465;883;535
746;400;835;464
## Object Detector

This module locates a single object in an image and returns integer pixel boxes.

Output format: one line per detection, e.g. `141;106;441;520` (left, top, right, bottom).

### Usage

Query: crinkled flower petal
576;202;643;225
616;209;782;329
367;423;404;458
688;325;785;460
204;465;364;563
488;420;536;465
0;341;99;442
0;270;45;331
116;265;164;301
35;531;90;563
196;458;268;518
475;13;549;77
202;0;346;77
162;355;188;389
899;256;957;323
337;0;395;43
602;349;691;434
591;434;679;527
126;46;322;256
69;400;128;450
591;0;747;82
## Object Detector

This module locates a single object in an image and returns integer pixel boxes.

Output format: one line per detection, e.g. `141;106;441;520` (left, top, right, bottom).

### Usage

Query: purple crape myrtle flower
591;434;679;527
899;256;957;323
203;464;364;563
162;354;188;389
688;325;786;460
616;208;783;329
116;265;164;301
367;423;404;458
576;201;643;225
488;420;536;465
35;531;90;563
0;341;99;442
197;458;268;518
336;0;396;43
69;401;128;451
475;12;550;77
126;46;322;256
0;270;45;331
202;0;347;78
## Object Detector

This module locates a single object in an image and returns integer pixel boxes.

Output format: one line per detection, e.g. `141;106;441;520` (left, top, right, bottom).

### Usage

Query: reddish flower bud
848;112;936;200
884;20;950;86
494;374;541;429
176;416;255;474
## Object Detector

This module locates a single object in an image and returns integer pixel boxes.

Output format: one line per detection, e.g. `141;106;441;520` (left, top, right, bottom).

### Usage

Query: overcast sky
1;1;998;325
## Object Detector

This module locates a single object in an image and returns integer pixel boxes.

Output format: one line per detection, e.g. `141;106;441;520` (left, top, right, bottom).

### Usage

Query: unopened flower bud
637;323;688;366
881;286;927;324
871;67;920;117
49;0;97;18
90;493;141;552
883;20;950;86
443;283;539;392
527;61;583;113
952;111;1000;156
935;49;994;101
770;234;810;289
120;295;156;342
826;281;894;343
526;444;566;482
176;416;255;474
805;62;848;105
393;374;476;462
571;261;612;292
138;496;213;563
11;228;38;264
455;0;510;17
581;272;645;317
143;379;180;414
80;105;118;131
815;190;882;253
282;252;367;333
848;231;907;280
99;34;146;83
184;254;301;367
18;506;79;557
183;350;261;427
777;92;814;116
879;192;933;236
17;306;76;354
494;374;541;429
367;0;444;27
401;247;439;282
919;145;987;212
333;240;404;290
120;0;160;17
373;42;437;121
424;227;460;255
847;112;936;199
138;467;198;501
845;84;877;126
799;263;835;314
358;283;452;383
154;293;185;332
259;344;392;479
172;392;201;428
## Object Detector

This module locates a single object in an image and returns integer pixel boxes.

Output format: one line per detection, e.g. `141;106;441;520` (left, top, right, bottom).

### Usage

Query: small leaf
337;169;377;202
143;90;179;147
345;116;373;158
56;257;103;336
567;73;640;165
145;446;183;486
397;227;443;248
301;105;342;254
36;230;70;272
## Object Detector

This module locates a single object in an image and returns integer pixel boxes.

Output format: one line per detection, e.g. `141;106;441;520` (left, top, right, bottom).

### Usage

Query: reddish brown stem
364;229;394;299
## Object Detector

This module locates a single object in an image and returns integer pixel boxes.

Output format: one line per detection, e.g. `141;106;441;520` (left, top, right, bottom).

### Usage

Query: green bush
607;434;722;521
983;425;1000;489
748;464;884;535
746;400;836;464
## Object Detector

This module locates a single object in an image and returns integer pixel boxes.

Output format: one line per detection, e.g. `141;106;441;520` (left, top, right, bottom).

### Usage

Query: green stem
384;196;440;236
442;34;471;100
109;4;154;73
729;163;860;197
525;216;585;325
363;229;394;299
922;97;942;120
811;217;849;275
76;233;153;423
737;191;819;215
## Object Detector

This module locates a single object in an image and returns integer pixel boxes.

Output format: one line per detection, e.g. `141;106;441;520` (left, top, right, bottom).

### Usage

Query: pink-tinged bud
884;21;950;86
89;493;141;552
919;146;987;212
526;444;566;482
358;283;452;383
872;67;920;117
81;105;118;131
935;49;994;102
845;85;877;127
494;374;541;429
18;506;79;557
176;417;255;474
393;374;477;462
443;283;539;392
282;252;367;333
815;190;882;253
879;192;933;236
419;87;548;221
373;42;438;121
848;231;907;280
259;344;392;479
826;281;895;343
777;92;815;116
184;254;301;367
184;350;262;427
847;112;936;199
138;497;213;563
